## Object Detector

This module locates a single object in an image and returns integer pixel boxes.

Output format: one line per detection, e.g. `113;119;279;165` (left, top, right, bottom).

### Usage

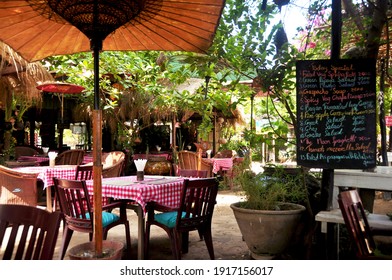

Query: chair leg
181;232;190;254
123;220;132;259
197;229;204;240
170;230;182;260
59;226;74;260
203;227;215;260
144;222;151;259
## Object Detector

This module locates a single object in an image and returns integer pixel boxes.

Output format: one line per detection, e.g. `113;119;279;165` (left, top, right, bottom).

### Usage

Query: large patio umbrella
36;82;85;150
0;0;225;256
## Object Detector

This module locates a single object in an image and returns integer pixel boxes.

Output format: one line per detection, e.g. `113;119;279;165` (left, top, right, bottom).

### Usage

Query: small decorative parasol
37;82;85;149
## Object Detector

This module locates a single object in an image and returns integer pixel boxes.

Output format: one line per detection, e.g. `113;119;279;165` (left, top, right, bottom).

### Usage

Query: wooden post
92;37;103;256
92;109;103;256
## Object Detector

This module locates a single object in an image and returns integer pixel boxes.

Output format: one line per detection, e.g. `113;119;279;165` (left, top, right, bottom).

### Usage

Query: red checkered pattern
16;165;78;188
210;158;233;174
85;176;185;214
81;155;94;164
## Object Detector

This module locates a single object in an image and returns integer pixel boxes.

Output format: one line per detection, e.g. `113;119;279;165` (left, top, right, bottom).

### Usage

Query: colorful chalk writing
296;59;377;169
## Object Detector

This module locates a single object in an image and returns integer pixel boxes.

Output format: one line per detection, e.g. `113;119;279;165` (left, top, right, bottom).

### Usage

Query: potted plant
230;162;311;259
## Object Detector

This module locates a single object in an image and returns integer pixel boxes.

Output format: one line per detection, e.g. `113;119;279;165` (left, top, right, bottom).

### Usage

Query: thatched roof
0;41;54;112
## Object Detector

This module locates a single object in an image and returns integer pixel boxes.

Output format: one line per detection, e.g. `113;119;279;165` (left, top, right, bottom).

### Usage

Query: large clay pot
68;240;124;260
230;202;305;259
144;156;171;175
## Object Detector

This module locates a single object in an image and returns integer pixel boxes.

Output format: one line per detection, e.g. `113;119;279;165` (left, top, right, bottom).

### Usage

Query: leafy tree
42;0;392;156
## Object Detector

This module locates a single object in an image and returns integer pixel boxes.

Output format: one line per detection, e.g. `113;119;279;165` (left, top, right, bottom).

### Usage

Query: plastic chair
55;149;85;165
338;189;392;259
0;204;62;260
0;165;39;206
145;178;219;259
53;177;131;259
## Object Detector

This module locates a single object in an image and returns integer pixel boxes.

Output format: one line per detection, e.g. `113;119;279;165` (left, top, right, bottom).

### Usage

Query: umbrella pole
59;94;64;150
92;39;103;256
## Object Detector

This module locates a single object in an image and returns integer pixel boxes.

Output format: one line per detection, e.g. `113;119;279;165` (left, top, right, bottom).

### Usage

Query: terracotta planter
230;202;305;259
68;240;124;260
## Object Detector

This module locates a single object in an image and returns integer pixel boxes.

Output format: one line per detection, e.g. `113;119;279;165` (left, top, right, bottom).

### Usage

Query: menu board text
296;59;377;169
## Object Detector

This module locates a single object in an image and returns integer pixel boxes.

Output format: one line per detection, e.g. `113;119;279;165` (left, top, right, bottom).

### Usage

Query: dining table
84;175;185;260
207;157;235;174
15;165;78;211
18;154;95;166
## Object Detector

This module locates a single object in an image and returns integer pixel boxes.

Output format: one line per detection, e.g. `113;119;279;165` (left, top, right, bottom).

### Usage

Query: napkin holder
48;152;58;167
137;171;144;181
134;159;147;181
42;147;49;156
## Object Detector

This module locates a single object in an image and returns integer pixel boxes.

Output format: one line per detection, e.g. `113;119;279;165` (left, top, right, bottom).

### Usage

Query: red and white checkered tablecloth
82;155;94;165
208;158;234;174
16;165;78;188
85;176;185;214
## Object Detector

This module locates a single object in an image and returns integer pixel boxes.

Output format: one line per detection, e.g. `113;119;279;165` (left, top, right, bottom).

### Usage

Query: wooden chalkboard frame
296;59;377;169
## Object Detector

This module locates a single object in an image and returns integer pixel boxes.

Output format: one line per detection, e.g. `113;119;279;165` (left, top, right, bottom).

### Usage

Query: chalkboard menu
296;59;377;169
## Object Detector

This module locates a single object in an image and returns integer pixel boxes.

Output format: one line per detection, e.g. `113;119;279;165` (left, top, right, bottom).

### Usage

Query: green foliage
219;139;247;152
234;162;308;210
39;0;391;156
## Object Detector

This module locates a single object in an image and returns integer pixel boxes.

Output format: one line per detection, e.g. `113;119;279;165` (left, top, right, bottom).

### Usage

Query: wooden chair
177;151;212;177
53;177;131;259
14;146;40;159
338;189;392;259
74;165;93;180
179;169;208;178
145;178;219;259
55;149;85;165
0;165;39;206
102;151;125;178
0;204;62;260
75;164;111;206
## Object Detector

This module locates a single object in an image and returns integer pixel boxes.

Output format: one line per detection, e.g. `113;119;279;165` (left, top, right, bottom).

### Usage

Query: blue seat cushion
154;211;186;228
84;212;120;227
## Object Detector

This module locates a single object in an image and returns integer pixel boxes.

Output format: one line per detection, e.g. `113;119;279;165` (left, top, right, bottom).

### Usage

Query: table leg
46;186;53;212
127;203;145;260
